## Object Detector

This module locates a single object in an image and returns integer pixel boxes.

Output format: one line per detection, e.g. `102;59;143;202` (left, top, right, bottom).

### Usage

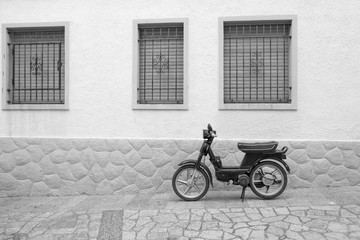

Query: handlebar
203;124;216;139
208;123;216;137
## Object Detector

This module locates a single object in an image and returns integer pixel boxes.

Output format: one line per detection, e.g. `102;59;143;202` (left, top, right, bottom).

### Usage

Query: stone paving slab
0;187;359;239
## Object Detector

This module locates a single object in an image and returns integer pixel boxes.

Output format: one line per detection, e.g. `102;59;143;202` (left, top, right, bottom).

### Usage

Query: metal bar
242;26;245;101
11;45;15;103
12;42;63;45
139;25;182;30
24;44;26;102
11;101;64;104
225;36;290;39
175;28;178;102
47;43;49;101
217;100;289;104
276;25;279;101
11;88;65;91
139;41;183;46
53;43;55;101
138;88;186;91
224;86;291;90
30;44;32;101
167;36;170;101
288;31;291;102
41;44;44;101
8;28;63;33
256;25;258;100
249;32;252;101
138;37;183;41
225;23;289;27
18;44;20;102
130;100;182;104
35;44;38;101
263;26;265;101
270;26;272;101
235;26;238;102
59;43;61;102
159;28;162;101
143;29;146;103
283;24;286;101
229;26;231;102
152;38;154;102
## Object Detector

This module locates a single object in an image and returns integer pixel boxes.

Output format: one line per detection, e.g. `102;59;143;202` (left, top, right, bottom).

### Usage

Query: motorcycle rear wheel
249;161;287;199
172;165;209;201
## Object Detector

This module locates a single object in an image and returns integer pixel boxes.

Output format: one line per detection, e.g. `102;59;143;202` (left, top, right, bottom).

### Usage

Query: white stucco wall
1;0;360;140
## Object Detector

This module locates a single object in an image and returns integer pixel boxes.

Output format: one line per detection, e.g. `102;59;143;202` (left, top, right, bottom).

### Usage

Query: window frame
219;15;297;110
2;22;69;110
132;18;189;110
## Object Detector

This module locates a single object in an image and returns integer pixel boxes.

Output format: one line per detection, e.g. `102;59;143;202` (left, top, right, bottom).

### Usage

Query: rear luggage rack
277;146;288;154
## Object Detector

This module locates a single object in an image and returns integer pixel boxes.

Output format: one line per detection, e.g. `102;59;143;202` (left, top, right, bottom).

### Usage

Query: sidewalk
1;187;360;240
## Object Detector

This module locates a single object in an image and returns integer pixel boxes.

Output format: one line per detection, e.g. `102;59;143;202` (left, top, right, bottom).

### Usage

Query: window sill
133;103;188;110
219;103;297;110
2;104;69;110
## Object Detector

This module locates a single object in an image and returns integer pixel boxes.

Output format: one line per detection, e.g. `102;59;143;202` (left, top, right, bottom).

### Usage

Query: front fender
178;160;214;187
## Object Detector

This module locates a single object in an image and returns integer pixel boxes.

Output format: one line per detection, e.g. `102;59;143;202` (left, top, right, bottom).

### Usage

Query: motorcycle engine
238;174;249;187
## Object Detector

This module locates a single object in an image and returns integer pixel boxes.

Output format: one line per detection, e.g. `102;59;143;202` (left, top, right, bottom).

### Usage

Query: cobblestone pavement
0;187;360;240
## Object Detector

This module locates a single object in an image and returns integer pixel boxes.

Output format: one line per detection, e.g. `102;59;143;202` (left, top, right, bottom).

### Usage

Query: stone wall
0;138;359;197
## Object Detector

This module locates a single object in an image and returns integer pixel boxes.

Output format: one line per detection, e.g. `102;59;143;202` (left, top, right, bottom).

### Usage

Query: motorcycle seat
237;141;278;153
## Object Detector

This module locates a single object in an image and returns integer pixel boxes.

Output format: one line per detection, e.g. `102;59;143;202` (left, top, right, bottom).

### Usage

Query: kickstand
240;186;246;202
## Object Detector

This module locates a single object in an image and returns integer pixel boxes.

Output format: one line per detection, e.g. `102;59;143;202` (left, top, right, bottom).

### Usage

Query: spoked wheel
249;161;288;199
172;165;209;201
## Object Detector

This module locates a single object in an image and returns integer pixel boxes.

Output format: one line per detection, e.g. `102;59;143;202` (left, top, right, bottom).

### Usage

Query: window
133;19;188;110
219;16;297;110
2;22;69;110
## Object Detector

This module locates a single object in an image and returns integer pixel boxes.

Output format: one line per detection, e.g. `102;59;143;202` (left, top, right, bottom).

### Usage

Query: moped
172;124;290;202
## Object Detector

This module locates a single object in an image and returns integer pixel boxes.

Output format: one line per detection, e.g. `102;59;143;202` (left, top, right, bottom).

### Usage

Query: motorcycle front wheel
172;165;209;201
249;161;288;200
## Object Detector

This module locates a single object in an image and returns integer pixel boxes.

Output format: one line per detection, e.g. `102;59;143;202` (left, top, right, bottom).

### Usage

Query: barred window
5;26;66;105
137;23;184;104
223;21;292;104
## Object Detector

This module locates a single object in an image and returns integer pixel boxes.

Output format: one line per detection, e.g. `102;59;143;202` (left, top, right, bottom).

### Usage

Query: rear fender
178;160;214;187
252;158;290;173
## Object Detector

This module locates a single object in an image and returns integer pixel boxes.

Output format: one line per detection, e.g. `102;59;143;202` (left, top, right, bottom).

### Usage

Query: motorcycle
172;124;290;202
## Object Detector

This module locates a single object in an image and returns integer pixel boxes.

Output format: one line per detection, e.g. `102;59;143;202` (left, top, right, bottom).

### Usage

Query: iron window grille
137;23;184;104
223;21;292;104
7;27;65;104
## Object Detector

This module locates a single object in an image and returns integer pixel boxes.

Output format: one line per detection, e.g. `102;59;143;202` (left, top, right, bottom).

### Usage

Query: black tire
249;161;288;200
172;165;210;201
